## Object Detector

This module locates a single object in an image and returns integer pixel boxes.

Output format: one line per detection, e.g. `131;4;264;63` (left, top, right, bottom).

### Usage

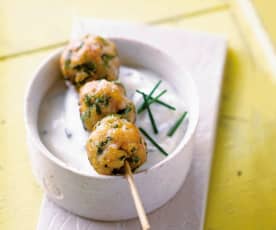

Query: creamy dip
38;66;188;175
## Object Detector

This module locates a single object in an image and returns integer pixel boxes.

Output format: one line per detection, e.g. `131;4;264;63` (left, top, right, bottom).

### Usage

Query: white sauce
39;66;188;175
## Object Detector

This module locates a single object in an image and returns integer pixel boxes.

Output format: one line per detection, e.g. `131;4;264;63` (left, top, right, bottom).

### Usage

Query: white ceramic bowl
24;38;199;221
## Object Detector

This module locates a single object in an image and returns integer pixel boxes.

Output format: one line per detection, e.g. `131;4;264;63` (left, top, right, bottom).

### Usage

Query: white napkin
37;19;227;230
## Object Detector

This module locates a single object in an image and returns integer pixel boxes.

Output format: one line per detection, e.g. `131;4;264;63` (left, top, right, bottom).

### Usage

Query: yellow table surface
1;0;276;229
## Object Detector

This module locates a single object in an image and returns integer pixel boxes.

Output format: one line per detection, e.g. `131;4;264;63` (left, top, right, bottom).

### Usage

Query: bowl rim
24;37;199;180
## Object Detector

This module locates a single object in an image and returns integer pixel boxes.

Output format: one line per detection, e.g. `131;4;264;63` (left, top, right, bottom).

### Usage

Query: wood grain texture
252;0;276;47
1;1;276;230
0;0;224;57
0;51;53;230
171;6;276;230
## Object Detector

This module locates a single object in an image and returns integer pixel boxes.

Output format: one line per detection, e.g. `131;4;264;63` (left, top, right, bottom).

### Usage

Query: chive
96;136;112;155
139;127;168;156
167;112;188;137
113;124;119;129
137;89;167;113
98;36;109;46
106;136;112;142
130;156;140;164
136;90;176;112
76;41;84;51
102;54;115;67
119;155;126;160
117;105;131;115
142;93;158;134
74;62;96;74
123;106;132;114
149;80;162;97
111;168;121;175
95;95;110;106
80;110;90;122
95;104;102;115
97;147;104;155
64;50;72;69
137;80;161;111
84;95;93;107
153;98;176;111
131;147;137;153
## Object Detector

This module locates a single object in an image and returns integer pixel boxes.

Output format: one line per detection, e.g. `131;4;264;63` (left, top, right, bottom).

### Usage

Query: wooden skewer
124;161;150;230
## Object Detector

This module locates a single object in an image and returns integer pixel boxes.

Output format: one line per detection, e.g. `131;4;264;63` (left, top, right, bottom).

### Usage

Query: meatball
86;115;147;175
60;34;120;87
79;79;136;131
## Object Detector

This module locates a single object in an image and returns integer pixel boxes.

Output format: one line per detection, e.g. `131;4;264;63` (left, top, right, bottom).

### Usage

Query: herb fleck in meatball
60;34;120;87
79;80;136;131
86;115;147;175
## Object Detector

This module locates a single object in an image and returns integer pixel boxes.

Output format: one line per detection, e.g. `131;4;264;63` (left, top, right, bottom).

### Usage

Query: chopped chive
80;109;90;122
95;104;102;115
137;80;161;111
139;127;168;156
119;155;126;160
142;93;158;134
130;156;140;164
96;136;112;155
84;95;93;107
76;41;84;51
98;36;109;46
117;105;132;115
149;80;162;98
137;89;167;113
102;54;115;67
64;50;72;69
154;99;176;110
136;90;176;112
167;112;188;137
73;62;96;74
97;147;104;155
131;147;137;153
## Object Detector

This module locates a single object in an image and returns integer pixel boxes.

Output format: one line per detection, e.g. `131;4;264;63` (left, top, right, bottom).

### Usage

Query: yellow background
1;0;276;229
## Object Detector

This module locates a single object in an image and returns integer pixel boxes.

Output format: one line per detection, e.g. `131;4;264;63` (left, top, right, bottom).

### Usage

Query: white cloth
37;19;227;230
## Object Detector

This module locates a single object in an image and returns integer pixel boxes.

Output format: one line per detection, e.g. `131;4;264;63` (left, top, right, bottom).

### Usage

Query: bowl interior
25;38;199;178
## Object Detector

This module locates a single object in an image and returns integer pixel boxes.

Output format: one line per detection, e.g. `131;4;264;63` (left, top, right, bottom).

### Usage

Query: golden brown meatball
60;34;120;87
79;80;136;131
86;115;147;175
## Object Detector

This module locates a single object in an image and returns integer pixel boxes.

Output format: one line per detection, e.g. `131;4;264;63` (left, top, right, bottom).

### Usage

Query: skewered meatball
86;115;147;175
60;34;120;87
79;79;136;131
